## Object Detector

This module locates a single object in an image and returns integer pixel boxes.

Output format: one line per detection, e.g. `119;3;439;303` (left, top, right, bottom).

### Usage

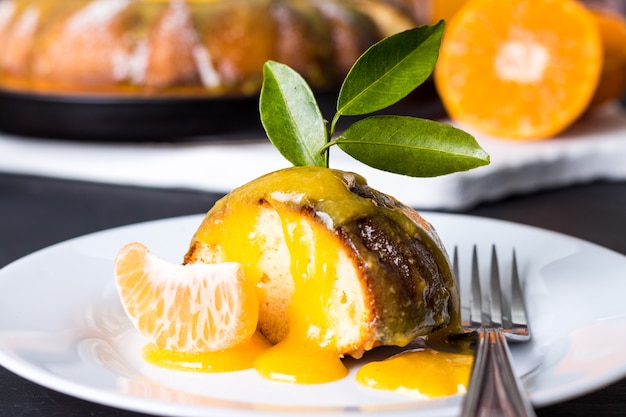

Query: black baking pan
0;90;264;142
0;81;445;142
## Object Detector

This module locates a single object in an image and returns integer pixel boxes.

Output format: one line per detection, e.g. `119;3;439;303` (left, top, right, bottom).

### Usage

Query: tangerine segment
114;242;258;352
435;0;603;140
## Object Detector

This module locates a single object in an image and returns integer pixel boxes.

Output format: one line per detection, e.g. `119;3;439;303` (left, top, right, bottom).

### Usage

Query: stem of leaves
322;112;344;167
318;138;337;161
323;119;332;167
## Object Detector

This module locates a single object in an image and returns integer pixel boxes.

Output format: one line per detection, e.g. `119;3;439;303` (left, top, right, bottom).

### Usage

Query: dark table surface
0;172;625;417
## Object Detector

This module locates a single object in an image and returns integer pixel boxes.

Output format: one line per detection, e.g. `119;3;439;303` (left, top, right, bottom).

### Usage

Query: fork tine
453;246;472;329
469;245;483;327
510;249;531;339
452;246;460;290
489;244;503;328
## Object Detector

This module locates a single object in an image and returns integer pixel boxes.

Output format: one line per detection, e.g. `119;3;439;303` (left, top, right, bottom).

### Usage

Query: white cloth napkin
1;105;625;210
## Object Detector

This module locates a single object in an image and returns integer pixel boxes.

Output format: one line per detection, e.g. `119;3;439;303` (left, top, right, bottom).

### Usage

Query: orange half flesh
435;0;603;140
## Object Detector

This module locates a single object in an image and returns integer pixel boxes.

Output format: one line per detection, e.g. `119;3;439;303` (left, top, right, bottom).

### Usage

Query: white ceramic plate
1;213;625;417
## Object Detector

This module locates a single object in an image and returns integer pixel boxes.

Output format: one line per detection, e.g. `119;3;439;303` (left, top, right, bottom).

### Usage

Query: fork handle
461;328;536;417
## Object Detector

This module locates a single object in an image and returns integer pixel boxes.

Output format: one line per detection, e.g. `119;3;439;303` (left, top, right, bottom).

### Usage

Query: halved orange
114;242;258;352
420;0;468;24
434;0;603;140
588;7;626;109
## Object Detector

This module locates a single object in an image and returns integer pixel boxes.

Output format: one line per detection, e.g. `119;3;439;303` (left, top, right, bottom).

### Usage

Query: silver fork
456;245;536;417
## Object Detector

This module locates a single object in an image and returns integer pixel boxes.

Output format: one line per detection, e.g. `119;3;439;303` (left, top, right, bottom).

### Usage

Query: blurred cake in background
0;0;420;97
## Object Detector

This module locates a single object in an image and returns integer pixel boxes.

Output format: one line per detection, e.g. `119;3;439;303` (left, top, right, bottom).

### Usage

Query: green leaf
336;21;445;118
259;61;327;167
335;115;490;177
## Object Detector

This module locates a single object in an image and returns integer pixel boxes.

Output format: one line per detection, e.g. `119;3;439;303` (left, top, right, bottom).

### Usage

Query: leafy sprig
259;21;490;177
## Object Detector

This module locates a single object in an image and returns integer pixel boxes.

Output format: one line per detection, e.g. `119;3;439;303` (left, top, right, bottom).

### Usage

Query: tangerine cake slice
434;0;603;140
184;166;460;359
